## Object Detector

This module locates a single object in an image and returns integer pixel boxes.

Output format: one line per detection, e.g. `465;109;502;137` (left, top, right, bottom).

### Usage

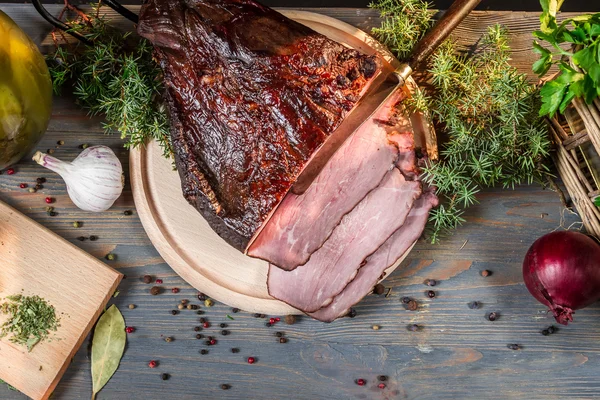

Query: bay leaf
91;305;126;400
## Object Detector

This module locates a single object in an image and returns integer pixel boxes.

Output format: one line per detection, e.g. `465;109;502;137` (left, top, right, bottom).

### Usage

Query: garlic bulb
32;145;124;212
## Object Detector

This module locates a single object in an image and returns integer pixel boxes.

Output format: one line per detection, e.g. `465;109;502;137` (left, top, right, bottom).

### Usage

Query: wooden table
0;5;596;399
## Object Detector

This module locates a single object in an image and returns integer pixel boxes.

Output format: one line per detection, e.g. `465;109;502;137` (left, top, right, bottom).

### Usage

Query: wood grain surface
0;5;594;400
0;201;122;399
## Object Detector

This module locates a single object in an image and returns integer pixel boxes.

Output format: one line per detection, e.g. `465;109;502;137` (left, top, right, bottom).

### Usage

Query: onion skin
523;231;600;325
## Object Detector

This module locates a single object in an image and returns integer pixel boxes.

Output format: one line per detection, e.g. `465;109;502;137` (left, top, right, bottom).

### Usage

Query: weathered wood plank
0;4;594;400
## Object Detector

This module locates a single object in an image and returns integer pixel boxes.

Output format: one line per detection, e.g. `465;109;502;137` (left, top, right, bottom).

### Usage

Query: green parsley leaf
539;80;567;117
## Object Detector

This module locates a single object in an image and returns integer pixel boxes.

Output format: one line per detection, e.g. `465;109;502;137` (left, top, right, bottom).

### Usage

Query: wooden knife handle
407;0;482;68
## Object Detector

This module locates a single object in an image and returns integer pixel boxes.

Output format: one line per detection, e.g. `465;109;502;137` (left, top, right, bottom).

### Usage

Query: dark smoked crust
138;0;379;251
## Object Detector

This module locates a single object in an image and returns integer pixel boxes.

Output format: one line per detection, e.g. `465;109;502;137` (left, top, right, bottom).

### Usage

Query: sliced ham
308;190;439;322
267;168;421;312
247;93;413;270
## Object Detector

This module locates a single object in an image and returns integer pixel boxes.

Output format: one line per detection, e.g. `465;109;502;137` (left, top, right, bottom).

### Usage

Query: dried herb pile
370;0;552;242
0;294;61;352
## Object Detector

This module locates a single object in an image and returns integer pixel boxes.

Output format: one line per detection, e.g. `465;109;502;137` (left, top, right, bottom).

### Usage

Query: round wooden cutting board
130;11;434;315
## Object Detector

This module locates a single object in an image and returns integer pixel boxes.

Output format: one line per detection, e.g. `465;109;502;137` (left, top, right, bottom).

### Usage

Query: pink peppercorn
247;357;256;364
355;379;366;386
45;197;53;204
378;383;386;389
19;183;27;189
275;317;281;322
210;339;216;345
269;318;275;324
172;288;179;293
148;360;157;368
6;168;14;175
203;322;210;328
125;326;135;334
156;279;163;284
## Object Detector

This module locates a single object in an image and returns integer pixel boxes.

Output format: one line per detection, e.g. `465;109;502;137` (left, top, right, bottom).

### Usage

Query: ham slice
248;92;412;270
267;168;421;312
308;190;439;322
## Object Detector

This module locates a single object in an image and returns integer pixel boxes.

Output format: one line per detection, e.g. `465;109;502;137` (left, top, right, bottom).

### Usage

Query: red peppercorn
210;339;216;345
269;318;275;324
125;326;135;334
6;168;15;175
45;197;54;204
203;322;210;328
148;360;157;368
275;317;281;322
355;379;366;386
156;279;163;284
378;383;386;389
19;183;27;189
172;288;179;293
247;357;256;364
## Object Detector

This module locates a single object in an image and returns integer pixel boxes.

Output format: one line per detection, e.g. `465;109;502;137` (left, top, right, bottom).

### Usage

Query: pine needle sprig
370;1;552;242
46;5;173;159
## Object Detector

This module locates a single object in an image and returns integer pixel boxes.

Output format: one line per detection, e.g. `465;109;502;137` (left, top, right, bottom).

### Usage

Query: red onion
523;231;600;325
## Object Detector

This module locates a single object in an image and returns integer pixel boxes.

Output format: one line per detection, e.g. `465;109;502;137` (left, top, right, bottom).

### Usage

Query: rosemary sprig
370;1;551;242
46;6;173;159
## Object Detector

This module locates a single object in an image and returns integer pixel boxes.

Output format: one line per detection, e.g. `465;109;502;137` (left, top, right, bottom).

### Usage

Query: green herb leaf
594;197;600;207
539;80;568;117
532;42;552;75
91;305;126;400
573;45;597;71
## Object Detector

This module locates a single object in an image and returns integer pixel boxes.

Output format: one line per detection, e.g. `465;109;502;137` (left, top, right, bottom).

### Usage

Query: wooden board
130;11;428;315
0;201;122;400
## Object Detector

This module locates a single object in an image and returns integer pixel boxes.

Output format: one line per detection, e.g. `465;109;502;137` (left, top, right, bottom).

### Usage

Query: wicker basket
547;97;600;238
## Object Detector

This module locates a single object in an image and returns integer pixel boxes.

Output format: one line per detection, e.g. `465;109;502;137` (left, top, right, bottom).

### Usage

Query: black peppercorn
408;324;419;332
266;322;272;327
279;337;287;343
378;375;387;382
196;334;203;339
232;308;240;313
171;310;178;315
124;210;133;216
347;308;357;318
189;304;198;310
36;177;46;184
221;384;230;390
89;235;98;241
150;286;161;295
161;373;170;381
253;313;261;318
487;312;498;321
200;349;208;355
547;326;556;334
275;332;283;338
507;344;520;350
373;283;385;295
194;326;201;332
205;340;211;346
425;279;437;287
199;317;206;323
77;236;86;241
220;323;227;328
35;184;43;190
427;290;436;298
196;310;204;315
48;211;57;217
142;275;153;284
401;296;411;304
231;348;239;353
468;301;480;309
198;293;207;301
541;329;549;336
221;330;229;336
